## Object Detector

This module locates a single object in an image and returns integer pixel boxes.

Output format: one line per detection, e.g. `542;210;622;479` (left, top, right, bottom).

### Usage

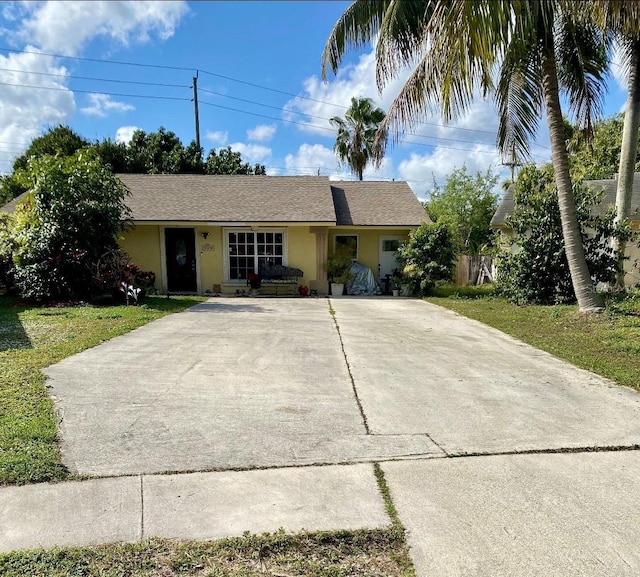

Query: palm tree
330;96;387;180
586;1;640;287
322;0;608;312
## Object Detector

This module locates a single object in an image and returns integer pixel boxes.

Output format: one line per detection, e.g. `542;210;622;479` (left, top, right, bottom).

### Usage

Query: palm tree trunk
613;40;640;289
541;47;604;313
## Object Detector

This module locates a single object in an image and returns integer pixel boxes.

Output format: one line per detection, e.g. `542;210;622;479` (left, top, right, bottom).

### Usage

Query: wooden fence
454;255;495;286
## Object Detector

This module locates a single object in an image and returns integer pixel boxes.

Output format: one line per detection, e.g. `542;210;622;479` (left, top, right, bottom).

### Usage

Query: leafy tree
1;126;90;202
322;1;610;312
425;166;499;255
7;150;131;302
495;165;627;305
330;97;387;180
566;115;633;180
396;222;456;295
204;146;266;175
12;125;89;172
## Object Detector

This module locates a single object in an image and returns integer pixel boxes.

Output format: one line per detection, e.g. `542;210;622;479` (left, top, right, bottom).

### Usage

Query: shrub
397;222;456;295
495;165;630;305
8;150;130;302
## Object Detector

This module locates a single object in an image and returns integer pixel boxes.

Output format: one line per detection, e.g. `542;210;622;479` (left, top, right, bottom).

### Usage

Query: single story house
490;173;640;287
1;174;427;295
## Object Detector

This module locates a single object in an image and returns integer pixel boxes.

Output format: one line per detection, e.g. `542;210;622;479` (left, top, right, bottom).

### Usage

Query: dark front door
165;228;197;293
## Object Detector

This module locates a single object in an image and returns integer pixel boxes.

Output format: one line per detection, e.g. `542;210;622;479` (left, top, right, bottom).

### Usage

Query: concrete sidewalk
0;463;388;552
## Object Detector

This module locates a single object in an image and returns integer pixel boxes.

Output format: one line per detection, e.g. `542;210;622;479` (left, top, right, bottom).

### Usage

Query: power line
0;45;195;72
0;66;190;88
0;44;506;138
0;80;191;101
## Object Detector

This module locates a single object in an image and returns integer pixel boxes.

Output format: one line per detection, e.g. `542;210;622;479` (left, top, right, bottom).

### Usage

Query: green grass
426;287;640;391
0;295;206;486
0;529;413;577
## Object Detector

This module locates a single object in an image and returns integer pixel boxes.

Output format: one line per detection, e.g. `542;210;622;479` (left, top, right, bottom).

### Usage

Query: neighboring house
490;173;640;287
1;174;427;295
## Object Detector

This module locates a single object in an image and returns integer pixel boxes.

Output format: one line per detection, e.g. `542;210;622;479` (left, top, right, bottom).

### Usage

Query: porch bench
254;264;304;296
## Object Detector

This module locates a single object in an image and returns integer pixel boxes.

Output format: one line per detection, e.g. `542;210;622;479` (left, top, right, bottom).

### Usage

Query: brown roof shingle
117;174;336;223
1;174;427;227
331;180;428;226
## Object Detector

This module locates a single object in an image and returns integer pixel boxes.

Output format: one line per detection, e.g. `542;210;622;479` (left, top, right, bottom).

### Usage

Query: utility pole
192;71;201;150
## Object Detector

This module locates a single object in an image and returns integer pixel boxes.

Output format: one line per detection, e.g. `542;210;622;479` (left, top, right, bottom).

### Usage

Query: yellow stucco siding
119;225;163;290
196;226;223;292
329;228;411;277
287;226;317;285
121;224;414;295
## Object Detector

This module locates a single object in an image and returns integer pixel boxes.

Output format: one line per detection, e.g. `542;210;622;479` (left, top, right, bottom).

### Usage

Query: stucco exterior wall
120;224;321;295
119;225;163;291
329;228;411;278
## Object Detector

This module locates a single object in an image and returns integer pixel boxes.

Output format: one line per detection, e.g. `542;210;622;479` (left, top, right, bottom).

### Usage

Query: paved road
26;297;640;575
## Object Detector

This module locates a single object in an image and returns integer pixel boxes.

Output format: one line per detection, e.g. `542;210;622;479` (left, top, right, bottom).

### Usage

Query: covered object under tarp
345;262;382;295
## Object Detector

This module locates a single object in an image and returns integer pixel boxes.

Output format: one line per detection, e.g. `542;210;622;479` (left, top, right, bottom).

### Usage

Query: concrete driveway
45;297;640;477
37;297;640;574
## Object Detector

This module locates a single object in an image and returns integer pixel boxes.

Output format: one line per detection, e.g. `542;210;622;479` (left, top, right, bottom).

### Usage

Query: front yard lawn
426;289;640;391
0;295;206;486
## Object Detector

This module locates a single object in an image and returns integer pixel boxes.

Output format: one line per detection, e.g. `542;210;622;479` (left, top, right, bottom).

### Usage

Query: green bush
495;165;629;305
8;151;131;302
397;222;456;295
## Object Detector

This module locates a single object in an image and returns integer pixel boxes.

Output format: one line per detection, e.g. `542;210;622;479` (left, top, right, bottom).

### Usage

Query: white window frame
334;234;359;260
223;227;288;283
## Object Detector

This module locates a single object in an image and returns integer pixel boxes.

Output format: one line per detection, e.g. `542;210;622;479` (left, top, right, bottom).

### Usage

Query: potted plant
324;248;354;296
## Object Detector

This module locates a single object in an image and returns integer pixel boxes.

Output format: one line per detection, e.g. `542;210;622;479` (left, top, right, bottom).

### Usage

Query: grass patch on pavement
426;289;640;391
0;530;415;577
0;295;205;486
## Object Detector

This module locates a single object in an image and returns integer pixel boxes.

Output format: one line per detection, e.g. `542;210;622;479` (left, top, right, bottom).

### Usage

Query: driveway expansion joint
328;299;370;434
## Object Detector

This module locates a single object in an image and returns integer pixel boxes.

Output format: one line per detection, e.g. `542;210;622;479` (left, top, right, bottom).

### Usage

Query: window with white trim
227;230;284;280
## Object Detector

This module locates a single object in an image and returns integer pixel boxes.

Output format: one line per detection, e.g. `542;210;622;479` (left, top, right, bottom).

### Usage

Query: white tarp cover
346;262;382;295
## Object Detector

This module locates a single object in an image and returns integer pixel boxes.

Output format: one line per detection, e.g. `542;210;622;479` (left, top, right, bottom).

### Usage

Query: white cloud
285;143;343;177
0;49;75;173
398;146;505;199
0;1;188;173
16;1;188;56
247;124;276;142
205;130;228;145
286;46;552;186
284;142;395;181
80;93;134;117
229;142;272;163
115;125;140;144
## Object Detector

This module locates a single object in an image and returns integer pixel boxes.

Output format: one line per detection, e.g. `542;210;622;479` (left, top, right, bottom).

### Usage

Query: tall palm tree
585;1;640;287
330;96;387;180
322;0;608;312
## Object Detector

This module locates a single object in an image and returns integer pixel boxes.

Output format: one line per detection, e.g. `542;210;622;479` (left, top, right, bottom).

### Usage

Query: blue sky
0;1;630;199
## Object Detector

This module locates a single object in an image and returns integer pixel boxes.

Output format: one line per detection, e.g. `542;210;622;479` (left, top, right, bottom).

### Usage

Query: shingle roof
330;180;429;226
491;174;640;228
0;193;26;214
1;174;427;227
118;174;336;223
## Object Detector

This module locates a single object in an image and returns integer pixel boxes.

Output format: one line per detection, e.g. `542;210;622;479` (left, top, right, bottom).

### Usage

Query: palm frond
322;0;391;80
555;10;610;137
495;34;543;163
